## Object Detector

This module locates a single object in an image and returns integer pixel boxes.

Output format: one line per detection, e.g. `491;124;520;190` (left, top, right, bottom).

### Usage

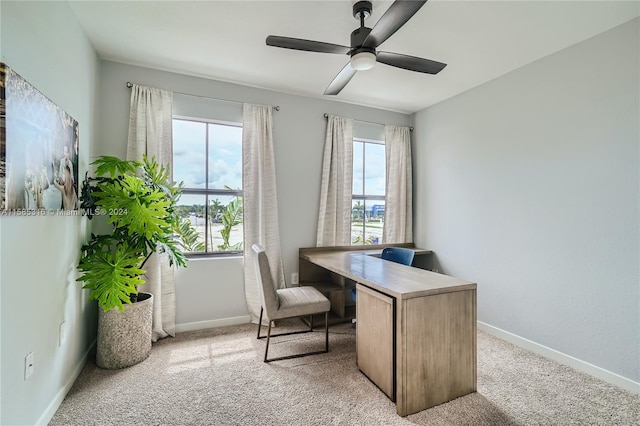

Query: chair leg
257;307;264;339
325;311;329;352
264;320;273;363
259;312;330;362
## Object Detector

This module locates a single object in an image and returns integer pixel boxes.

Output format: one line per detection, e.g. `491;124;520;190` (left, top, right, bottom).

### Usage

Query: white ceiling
68;1;639;114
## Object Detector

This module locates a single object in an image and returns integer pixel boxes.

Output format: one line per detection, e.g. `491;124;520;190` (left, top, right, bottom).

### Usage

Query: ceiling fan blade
363;0;427;49
376;51;446;74
324;63;358;95
266;36;350;54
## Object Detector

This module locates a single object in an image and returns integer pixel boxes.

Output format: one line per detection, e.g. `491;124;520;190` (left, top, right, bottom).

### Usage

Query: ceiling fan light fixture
350;51;376;71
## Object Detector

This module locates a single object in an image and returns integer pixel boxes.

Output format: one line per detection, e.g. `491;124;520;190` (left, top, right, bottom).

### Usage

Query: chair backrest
251;244;280;317
381;247;415;266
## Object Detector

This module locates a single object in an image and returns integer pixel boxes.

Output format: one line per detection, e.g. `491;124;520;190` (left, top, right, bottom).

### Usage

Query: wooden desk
299;244;433;323
299;245;477;416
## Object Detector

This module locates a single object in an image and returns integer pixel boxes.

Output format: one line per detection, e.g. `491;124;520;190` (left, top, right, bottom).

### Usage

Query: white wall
412;18;639;386
0;1;100;425
174;256;247;330
98;60;411;329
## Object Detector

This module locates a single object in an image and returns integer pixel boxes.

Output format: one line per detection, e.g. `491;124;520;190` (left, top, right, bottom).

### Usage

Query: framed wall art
0;62;79;212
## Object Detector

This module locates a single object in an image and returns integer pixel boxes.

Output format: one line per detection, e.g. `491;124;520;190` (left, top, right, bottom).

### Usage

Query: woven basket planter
96;292;153;369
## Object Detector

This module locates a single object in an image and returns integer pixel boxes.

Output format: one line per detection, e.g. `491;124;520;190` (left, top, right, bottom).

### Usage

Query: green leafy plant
178;217;206;253
217;195;243;251
77;156;193;312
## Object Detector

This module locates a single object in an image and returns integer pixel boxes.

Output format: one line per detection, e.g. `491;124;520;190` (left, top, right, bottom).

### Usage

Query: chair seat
271;286;330;320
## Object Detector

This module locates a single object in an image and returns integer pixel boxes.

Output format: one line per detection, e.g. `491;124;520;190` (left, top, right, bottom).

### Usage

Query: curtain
242;103;286;324
383;125;413;243
126;84;175;341
316;115;353;246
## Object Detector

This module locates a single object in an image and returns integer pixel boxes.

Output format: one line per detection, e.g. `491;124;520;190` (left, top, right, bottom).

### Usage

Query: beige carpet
50;321;639;425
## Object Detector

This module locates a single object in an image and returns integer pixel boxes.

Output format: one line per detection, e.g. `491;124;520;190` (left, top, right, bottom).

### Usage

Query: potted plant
77;155;192;369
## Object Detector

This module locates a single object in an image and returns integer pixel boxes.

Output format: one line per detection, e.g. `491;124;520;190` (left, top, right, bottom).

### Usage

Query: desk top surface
300;248;476;300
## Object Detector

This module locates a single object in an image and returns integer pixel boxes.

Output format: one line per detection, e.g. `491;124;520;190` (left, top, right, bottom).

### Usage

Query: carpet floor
50;321;639;425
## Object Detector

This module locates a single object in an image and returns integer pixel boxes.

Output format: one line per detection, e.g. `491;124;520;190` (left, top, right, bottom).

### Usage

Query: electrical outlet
25;352;34;380
59;321;66;347
291;272;299;285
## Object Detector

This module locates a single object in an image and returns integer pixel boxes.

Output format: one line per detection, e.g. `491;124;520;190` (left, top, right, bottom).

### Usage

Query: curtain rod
126;82;280;111
323;113;413;131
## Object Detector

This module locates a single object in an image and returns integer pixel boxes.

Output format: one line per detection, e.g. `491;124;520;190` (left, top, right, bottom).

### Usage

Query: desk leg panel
356;284;395;400
397;289;477;416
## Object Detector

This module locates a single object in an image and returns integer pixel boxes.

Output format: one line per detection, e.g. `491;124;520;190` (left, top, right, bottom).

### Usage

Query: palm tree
209;198;223;222
218;196;243;251
353;200;364;221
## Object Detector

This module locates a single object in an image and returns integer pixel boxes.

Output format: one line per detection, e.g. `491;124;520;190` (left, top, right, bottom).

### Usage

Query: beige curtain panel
242;103;286;324
317;115;354;247
126;84;176;341
383;125;413;243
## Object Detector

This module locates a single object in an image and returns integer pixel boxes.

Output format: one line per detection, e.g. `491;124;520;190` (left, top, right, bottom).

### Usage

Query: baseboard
175;315;251;333
477;321;640;394
36;339;96;426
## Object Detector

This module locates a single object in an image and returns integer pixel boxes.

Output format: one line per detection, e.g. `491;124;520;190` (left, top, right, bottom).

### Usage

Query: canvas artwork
0;62;79;212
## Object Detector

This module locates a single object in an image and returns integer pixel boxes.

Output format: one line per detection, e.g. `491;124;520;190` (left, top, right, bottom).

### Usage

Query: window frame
172;115;244;257
351;136;385;246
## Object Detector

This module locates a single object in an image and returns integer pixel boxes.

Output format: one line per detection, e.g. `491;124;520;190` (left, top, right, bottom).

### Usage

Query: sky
173;119;242;191
353;139;385;196
173;119;385;209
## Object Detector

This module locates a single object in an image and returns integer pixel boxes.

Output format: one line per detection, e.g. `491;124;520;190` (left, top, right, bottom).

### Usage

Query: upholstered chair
252;244;331;362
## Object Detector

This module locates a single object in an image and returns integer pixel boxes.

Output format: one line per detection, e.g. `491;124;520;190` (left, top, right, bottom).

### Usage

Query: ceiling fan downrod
351;0;373;49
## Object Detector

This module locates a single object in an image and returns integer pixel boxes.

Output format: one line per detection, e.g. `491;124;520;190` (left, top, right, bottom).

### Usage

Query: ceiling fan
266;0;446;96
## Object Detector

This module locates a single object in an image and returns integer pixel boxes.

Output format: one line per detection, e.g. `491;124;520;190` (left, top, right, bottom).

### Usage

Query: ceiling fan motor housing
350;27;373;54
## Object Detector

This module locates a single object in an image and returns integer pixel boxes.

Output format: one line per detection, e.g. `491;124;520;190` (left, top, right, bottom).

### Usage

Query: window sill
185;251;243;260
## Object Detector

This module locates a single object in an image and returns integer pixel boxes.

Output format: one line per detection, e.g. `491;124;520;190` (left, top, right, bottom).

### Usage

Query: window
172;117;243;254
352;138;385;245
